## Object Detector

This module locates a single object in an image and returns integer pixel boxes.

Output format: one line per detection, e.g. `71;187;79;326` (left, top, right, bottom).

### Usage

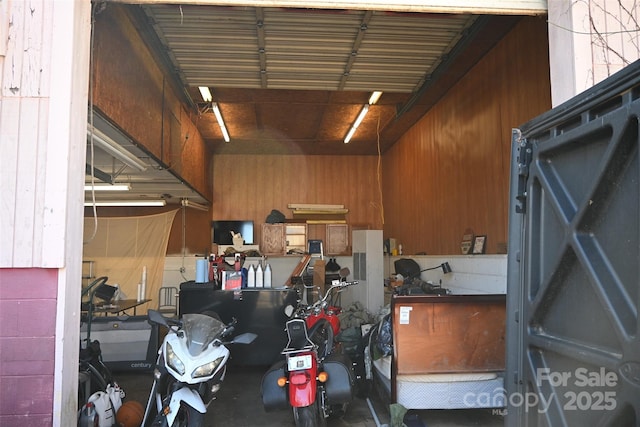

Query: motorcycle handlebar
316;280;358;304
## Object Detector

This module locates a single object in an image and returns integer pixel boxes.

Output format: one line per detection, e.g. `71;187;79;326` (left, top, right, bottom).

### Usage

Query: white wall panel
385;254;508;294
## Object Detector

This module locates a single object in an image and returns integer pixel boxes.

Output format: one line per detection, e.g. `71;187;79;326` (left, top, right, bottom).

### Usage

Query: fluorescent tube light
353;104;369;128
84;200;166;207
84;184;131;192
344;104;370;143
343;126;357;145
181;199;209;211
212;102;230;142
87;127;148;172
368;91;383;105
199;86;213;102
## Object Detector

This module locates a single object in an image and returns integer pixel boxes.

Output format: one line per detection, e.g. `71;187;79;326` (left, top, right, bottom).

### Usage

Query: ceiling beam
255;8;268;88
85;164;114;184
107;0;547;16
338;10;373;91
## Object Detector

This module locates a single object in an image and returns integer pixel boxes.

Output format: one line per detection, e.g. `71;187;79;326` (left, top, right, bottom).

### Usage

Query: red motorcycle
261;269;358;427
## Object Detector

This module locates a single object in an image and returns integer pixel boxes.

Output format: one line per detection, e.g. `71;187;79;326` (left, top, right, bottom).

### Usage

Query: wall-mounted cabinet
260;223;308;255
325;224;349;255
261;224;286;255
261;222;353;256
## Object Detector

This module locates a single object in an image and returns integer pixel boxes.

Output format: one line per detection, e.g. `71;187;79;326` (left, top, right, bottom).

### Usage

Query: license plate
287;354;312;371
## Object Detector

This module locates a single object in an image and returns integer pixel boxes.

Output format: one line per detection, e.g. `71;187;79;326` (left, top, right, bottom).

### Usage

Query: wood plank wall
382;17;552;255
91;5;211;200
210;154;383;246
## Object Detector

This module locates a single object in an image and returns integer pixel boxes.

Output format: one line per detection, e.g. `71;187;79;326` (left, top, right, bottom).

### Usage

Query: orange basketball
116;400;144;427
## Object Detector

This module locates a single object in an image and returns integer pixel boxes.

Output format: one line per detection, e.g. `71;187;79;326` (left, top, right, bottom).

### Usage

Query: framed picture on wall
461;229;474;254
472;235;486;254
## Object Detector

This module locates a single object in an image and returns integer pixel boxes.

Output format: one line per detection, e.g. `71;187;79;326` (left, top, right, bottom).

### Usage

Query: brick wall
0;268;58;426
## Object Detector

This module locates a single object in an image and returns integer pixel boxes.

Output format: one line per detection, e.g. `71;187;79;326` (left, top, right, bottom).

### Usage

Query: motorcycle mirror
284;305;295;318
339;267;350;279
232;332;258;345
147;309;169;328
222;325;235;338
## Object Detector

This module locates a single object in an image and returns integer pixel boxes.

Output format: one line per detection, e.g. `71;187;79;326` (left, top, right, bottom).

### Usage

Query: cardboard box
223;270;243;290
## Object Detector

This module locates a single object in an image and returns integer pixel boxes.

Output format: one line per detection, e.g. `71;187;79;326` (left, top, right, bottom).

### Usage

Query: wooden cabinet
261;222;353;256
261;224;286;255
260;223;308;255
325;224;349;255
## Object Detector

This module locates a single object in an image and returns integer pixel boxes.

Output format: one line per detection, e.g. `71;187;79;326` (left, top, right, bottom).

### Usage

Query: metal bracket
513;129;532;214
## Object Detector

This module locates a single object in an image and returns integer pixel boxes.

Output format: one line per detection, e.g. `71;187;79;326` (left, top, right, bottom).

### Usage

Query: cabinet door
326;224;349;255
261;224;285;255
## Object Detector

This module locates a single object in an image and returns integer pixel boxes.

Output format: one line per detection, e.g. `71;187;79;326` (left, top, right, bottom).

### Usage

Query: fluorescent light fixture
181;199;209;211
368;91;383;105
84;200;166;207
199;86;213;102
344;104;370;144
343;126;358;145
84;184;131;192
87;127;148;172
353;104;369;128
212;102;230;142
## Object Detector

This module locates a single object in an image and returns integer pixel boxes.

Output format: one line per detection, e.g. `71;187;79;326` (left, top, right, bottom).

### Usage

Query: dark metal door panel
507;62;640;426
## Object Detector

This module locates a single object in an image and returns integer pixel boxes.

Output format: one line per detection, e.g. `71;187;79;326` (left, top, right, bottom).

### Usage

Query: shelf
285;224;307;253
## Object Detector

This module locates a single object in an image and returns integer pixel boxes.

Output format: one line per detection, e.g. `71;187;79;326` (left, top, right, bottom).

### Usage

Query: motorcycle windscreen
181;313;225;354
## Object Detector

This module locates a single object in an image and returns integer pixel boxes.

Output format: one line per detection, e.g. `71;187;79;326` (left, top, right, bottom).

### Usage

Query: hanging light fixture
198;86;230;143
198;86;213;102
87;127;148;172
344;105;369;144
211;103;230;143
368;91;383;105
344;91;382;144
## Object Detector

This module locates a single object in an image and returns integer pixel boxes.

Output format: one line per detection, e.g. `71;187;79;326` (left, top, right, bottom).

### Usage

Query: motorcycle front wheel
292;400;326;427
151;402;205;427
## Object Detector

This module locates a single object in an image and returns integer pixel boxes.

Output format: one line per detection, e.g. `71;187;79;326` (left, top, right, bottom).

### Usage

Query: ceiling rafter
255;7;268;88
338;10;374;91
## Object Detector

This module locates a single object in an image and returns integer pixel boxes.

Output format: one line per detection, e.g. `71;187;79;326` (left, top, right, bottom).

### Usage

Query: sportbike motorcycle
142;309;257;427
261;268;358;427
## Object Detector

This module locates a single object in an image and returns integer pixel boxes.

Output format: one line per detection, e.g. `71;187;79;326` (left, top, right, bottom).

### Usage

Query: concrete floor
114;365;505;427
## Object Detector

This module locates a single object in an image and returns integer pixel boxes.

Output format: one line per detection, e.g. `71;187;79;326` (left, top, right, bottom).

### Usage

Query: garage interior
82;2;551;425
85;3;550;256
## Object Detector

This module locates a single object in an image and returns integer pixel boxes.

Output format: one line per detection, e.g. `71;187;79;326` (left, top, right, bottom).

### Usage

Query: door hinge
513;129;532;214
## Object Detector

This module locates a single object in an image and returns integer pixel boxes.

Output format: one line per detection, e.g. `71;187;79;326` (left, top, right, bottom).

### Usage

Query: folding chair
157;286;178;317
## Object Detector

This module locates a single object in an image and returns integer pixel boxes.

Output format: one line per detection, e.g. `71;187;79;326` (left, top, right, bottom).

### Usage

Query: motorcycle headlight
192;356;224;379
166;342;185;375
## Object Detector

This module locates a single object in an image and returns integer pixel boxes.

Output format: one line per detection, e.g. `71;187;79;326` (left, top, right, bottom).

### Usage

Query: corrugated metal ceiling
144;6;475;92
